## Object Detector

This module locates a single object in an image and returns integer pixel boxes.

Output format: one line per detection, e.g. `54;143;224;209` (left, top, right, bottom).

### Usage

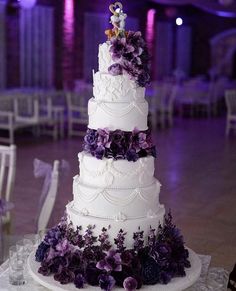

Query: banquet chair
34;159;60;233
0;144;16;234
225;90;236;136
66;92;88;137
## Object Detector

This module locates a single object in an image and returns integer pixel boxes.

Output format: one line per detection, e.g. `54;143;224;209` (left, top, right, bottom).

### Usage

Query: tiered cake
66;37;165;244
32;3;201;290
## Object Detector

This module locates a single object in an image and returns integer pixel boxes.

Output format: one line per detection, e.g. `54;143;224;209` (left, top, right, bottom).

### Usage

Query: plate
28;248;201;291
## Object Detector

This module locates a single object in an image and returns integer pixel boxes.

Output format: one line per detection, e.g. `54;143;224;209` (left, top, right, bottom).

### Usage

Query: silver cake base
28;248;201;291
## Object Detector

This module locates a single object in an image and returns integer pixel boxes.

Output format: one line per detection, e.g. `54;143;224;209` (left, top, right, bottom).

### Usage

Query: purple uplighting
63;0;74;49
146;9;156;51
63;0;75;88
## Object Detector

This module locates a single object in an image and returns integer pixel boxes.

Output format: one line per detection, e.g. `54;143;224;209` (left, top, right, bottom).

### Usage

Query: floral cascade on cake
36;213;190;290
35;2;191;290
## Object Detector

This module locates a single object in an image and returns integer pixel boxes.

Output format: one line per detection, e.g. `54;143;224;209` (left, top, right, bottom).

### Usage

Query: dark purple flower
67;250;82;271
49;255;68;273
108;63;123;76
141;256;160;285
159;271;172;284
126;148;138;162
137;71;150;87
96;249;122;272
74;273;85;288
35;241;49;262
114;229;127;252
133;229;144;252
98;227;112;252
85;262;105;286
112;265;134;287
38;261;52;276
54;266;75;284
121;250;133;266
99;274;116;291
94;145;105;159
110;37;127;60
123;277;138;291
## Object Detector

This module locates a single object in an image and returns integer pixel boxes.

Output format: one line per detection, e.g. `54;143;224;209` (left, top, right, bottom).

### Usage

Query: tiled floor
7;117;236;271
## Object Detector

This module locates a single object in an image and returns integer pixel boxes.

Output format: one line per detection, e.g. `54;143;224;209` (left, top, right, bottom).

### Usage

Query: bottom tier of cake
66;201;165;248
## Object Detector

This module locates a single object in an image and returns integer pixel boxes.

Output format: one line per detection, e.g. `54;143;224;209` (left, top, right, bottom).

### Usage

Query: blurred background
0;0;236;274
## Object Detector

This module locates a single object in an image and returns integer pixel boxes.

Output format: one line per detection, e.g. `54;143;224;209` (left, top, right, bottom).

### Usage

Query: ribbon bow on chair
33;158;70;233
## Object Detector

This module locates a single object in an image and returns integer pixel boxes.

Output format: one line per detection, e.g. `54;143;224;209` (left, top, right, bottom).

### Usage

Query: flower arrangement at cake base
32;212;194;291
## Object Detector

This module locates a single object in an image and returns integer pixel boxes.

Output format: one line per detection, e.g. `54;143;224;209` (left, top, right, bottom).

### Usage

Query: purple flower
96;249;122;272
110;37;127;60
49;255;68;273
114;229;127;252
159;271;172;284
84;129;98;154
85;262;105;286
108;63;123;76
123;277;138;291
38;261;52;276
121;250;133;266
35;241;49;262
109;31;150;87
54;266;75;284
56;239;73;256
98;227;112;251
44;226;63;247
67;250;82;272
126;148;138;162
74;273;85;288
133;228;144;252
95;145;105;159
137;71;150;87
99;274;116;291
97;128;111;148
141;256;160;285
112;265;133;287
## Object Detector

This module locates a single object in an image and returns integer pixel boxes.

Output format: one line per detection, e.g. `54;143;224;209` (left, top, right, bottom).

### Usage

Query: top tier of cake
93;42;146;103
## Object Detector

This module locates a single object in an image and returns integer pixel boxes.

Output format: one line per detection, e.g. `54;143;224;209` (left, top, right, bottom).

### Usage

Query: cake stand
28;248;201;291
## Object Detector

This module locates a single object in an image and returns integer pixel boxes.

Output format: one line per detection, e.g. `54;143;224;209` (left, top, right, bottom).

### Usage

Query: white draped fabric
0;2;5;89
151;0;236;17
20;6;54;88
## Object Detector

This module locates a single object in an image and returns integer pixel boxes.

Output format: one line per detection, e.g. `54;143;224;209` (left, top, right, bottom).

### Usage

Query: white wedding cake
33;3;201;290
66;38;165;247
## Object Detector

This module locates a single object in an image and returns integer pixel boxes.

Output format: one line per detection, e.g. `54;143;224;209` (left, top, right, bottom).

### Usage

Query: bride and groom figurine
105;2;127;39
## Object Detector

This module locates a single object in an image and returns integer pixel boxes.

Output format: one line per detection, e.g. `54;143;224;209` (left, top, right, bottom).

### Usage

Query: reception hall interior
0;0;236;290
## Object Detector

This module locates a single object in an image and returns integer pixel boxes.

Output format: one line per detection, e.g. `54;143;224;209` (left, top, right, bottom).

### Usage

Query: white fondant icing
88;98;148;131
73;178;161;219
78;152;155;189
66;201;165;248
93;71;145;102
98;42;114;73
114;212;127;222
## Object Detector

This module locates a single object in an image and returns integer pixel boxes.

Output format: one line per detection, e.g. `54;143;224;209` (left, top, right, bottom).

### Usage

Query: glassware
8;246;26;286
16;239;33;258
24;234;40;247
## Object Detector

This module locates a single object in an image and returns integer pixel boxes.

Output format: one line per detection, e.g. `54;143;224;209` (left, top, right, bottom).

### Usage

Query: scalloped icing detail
114;212;127;222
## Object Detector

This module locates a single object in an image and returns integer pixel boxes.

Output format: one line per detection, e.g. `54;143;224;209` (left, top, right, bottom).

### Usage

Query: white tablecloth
0;255;229;291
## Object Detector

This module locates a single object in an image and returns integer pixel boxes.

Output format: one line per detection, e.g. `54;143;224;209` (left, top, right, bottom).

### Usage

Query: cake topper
105;2;127;40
